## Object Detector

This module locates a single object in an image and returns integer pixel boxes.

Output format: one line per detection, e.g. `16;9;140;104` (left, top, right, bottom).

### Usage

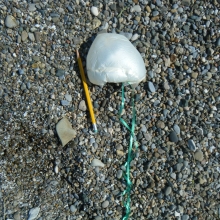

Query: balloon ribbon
118;83;138;220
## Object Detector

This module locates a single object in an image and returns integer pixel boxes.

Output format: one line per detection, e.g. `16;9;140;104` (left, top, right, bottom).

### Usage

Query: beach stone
169;131;178;142
70;205;77;213
194;150;203;161
165;187;172;196
91;159;105;167
91;6;99;16
5;15;18;28
117;170;123;179
21;31;28;41
28;33;35;41
28;207;40;220
191;72;198;79
102;200;109;208
173;124;180;135
92;17;101;29
182;215;189;220
131;33;139;41
13;212;21;220
56;117;77;147
65;94;72;102
56;69;65;77
28;4;36;11
79;100;87;111
182;0;191;6
148;81;156;92
61;100;69;106
133;5;141;12
188;139;196;151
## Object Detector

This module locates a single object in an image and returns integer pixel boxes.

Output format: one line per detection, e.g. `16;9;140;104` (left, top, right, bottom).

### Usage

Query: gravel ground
1;0;220;220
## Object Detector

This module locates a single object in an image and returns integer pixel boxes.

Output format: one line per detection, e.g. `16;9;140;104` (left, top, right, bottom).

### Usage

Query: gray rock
133;5;141;13
91;159;105;167
170;173;176;179
194;150;203;161
182;0;191;6
144;133;152;141
117;170;123;179
142;145;148;152
13;212;21;220
56;69;65;77
169;131;178;142
164;81;170;90
5;15;18;28
216;37;220;47
61;100;69;106
18;69;24;75
188;139;196;151
173;124;180;135
92;17;101;29
65;94;72;102
102;200;109;208
152;11;159;16
182;215;189;220
28;207;40;220
94;217;102;220
131;33;139;41
79;100;87;111
28;33;35;41
165;186;172;196
176;163;183;172
56;117;77;146
148;81;156;92
28;4;36;11
91;6;99;16
21;31;28;41
183;25;189;32
70;205;77;213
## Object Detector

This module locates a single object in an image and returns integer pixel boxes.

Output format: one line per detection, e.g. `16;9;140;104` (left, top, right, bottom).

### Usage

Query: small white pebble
91;6;99;16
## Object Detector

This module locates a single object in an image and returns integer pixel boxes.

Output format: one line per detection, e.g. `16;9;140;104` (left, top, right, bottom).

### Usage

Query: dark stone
169;131;178;142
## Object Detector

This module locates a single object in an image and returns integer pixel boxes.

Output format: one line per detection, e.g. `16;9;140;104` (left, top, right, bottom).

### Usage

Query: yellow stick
76;49;97;132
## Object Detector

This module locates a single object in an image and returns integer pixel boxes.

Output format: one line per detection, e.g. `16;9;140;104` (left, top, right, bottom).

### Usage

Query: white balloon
86;33;146;87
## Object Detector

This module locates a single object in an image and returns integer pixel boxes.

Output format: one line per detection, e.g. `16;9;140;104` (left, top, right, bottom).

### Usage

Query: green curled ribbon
118;83;138;220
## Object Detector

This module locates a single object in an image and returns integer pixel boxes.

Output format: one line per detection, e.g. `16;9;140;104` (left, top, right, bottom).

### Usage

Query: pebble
102;200;109;208
173;124;180;135
152;11;159;16
91;6;99;16
28;207;40;220
21;31;28;41
132;5;142;13
28;4;36;12
188;139;196;151
79;100;87;111
165;187;172;196
182;215;189;220
56;117;77;147
56;69;65;77
148;81;156;92
131;33;139;41
65;94;72;102
5;15;18;28
61;100;69;106
13;212;21;220
91;159;105;167
182;0;191;6
169;131;178;142
28;33;35;42
194;150;204;161
70;205;77;213
117;170;123;179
